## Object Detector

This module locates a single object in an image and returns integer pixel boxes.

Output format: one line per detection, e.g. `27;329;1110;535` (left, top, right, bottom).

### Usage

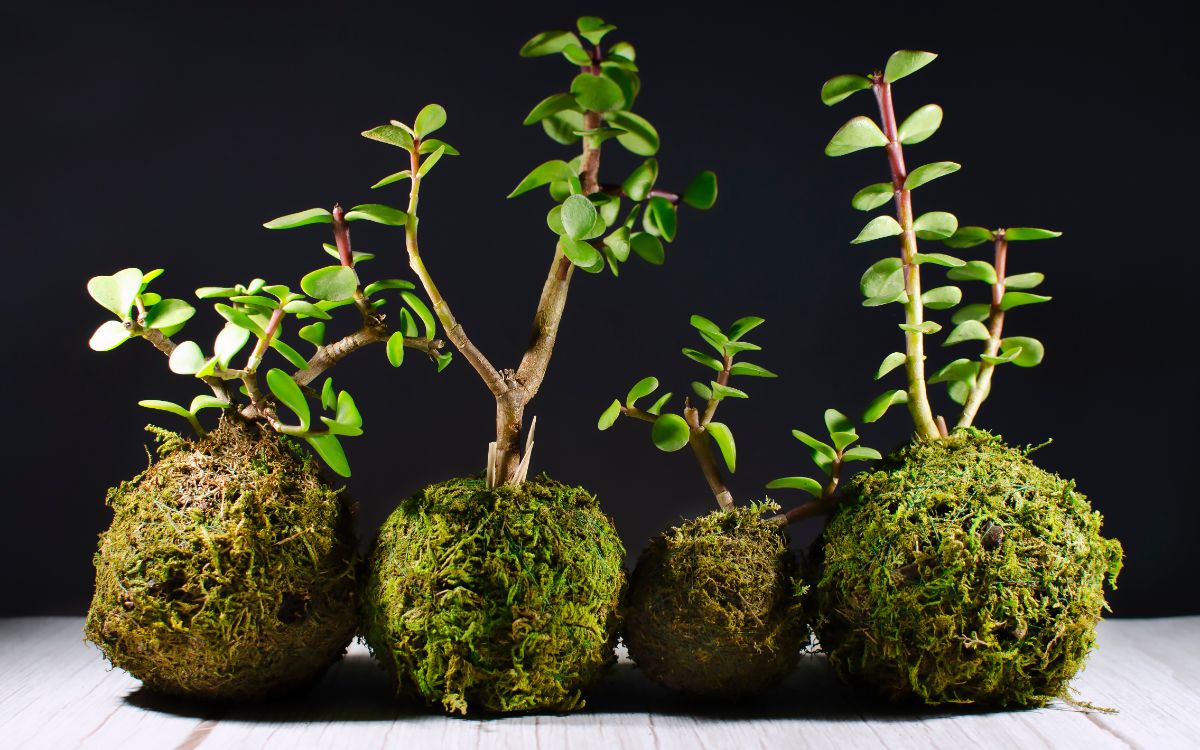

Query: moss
359;474;625;715
85;418;358;702
816;429;1123;707
623;502;809;698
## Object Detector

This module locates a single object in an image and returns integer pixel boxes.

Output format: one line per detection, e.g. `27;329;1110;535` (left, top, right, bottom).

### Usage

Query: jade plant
83;204;445;700
358;16;717;714
786;49;1123;707
598;315;807;698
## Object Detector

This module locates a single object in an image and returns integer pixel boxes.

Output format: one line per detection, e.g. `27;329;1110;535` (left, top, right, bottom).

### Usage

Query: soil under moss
623;502;809;698
816;429;1123;707
85;418;358;702
359;474;626;715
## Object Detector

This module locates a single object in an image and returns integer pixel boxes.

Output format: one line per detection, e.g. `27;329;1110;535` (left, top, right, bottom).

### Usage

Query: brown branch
130;321;233;402
684;399;734;511
293;327;443;387
956;232;1008;428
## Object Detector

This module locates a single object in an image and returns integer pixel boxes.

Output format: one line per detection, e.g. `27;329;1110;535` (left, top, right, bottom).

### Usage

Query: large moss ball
623;503;808;698
359;475;625;714
85;419;358;701
817;429;1123;707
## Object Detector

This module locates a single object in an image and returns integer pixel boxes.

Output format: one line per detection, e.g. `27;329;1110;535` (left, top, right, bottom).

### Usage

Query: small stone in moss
623;502;809;698
85;418;358;702
816;429;1123;707
359;474;626;715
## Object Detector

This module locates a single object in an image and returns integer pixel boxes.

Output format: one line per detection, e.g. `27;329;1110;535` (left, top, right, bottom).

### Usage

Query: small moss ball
359;474;625;715
623;502;809;698
817;429;1123;707
85;419;358;702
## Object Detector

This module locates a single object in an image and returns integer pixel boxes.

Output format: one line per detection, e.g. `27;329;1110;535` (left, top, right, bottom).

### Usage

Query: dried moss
816;429;1123;707
359;474;625;714
85;418;358;701
623;502;809;698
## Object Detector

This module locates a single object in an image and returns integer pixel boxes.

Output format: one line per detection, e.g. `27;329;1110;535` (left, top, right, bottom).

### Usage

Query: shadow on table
125;650;1029;724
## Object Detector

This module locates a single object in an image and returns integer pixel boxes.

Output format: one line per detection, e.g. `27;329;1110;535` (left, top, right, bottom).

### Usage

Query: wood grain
1;617;1196;749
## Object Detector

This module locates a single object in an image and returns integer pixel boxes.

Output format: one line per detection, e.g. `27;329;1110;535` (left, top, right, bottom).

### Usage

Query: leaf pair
768;409;882;498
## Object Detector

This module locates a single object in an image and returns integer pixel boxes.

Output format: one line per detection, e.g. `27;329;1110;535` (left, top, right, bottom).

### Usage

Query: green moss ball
817;429;1123;707
623;503;809;698
85;419;358;702
359;475;626;714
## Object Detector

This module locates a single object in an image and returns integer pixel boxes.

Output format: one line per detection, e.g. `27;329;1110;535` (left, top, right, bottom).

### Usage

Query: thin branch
957;232;1008;428
684;399;734;511
293;327;442;387
774;456;843;525
130;322;233;402
700;355;733;426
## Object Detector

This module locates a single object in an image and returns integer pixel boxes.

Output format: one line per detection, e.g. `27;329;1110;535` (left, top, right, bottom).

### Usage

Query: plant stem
957;232;1008;428
776;456;843;525
330;205;378;321
700;355;732;425
873;77;940;441
684;400;734;511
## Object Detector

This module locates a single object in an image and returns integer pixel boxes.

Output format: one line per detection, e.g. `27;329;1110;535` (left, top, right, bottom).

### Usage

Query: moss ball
85;419;358;702
359;474;625;715
816;429;1123;707
623;502;809;698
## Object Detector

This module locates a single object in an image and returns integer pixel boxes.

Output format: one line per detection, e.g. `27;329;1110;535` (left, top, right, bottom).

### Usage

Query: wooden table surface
1;617;1197;749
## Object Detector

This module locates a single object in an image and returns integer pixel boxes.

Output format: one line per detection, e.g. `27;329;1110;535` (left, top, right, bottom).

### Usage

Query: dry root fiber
623;502;809;698
359;474;625;715
85;418;358;701
817;429;1123;707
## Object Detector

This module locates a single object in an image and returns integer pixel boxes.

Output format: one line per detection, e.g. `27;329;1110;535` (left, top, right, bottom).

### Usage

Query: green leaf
630;232;664;265
213;323;250;367
876;351;906;379
821;74;872;106
885;50;937;82
683;348;723;372
363;279;416;298
270;338;309;369
371;170;412;189
947;260;998;285
710;382;748;400
345;203;408;226
921;285;963;310
605;110;659;156
912;252;966;267
646;392;673;416
87;268;144;319
561;43;592;65
852;215;903;244
603;227;631;264
400;291;436;338
334;389;362;429
561;237;603;271
929;358;978;384
263;208;332;230
707;422;736;473
138;399;196;425
651;413;691;452
141;299;196;330
952;304;992;324
690;314;721;337
542;110;585;145
215;303;265;336
189;395;229;414
1004;272;1045;290
571;73;625;112
321;378;336;411
598;399;622;430
626;376;658;407
306;434;350;477
899;320;942;334
913;211;958;240
792;430;836;463
842;446;883;463
860;257;905;298
561;194;598;240
509;160;578;198
381;331;405;367
905;161;960;190
728;317;765;340
88;320;132;351
1001;336;1045;367
141;268;164;287
691;381;713;400
862;389;908;423
729;362;776;378
413;104;446;138
824;408;854;436
321;243;375;265
944;226;994;248
230;294;278;310
622;158;658;201
830;430;859;452
416;146;446;178
282;300;332;319
140;292;162;307
419;139;458;156
897;104;943;145
169;341;206;375
981;349;1021;365
361;124;414;151
766;476;823;496
577;16;615;44
645;196;677;242
1005;227;1062;241
266;368;309;430
301;266;359;302
682;171;718;210
826;116;889;156
298;322;325;347
852;182;894;211
520;30;582;57
609;41;636;62
944;319;991;346
1000;292;1052;310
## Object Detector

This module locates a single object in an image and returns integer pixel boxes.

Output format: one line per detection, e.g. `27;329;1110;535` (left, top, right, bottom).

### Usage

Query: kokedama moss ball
85;419;358;701
623;502;809;698
817;429;1123;707
359;475;625;715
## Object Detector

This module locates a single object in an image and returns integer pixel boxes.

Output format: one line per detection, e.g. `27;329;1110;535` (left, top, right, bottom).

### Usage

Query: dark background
2;2;1193;617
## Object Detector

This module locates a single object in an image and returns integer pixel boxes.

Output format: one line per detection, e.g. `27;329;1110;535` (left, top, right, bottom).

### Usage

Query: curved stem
957;233;1008;428
684;400;734;511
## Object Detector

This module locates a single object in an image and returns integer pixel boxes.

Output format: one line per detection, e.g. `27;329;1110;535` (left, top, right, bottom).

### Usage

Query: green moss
816;429;1123;707
85;418;358;701
359;474;626;714
623;502;809;698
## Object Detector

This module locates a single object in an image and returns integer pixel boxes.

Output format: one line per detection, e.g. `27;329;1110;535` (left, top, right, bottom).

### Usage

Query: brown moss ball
623;502;809;698
85;419;358;701
817;429;1123;707
359;475;626;715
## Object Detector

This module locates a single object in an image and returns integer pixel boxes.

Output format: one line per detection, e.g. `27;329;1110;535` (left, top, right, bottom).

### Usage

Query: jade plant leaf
344;204;408;226
306;434;350;477
1000;336;1045;366
821;74;872;106
826;116;888;156
766;476;823;496
630;232;664;264
1004;272;1045;290
862;389;908;423
884;50;937;82
386;331;405;367
944;226;994;248
509;160;578;198
897;104;943;145
168;341;207;375
646;392;672;415
605;110;659;155
88;268;144;319
571;73;625;112
622;158;658;201
520;30;582;58
263;208;332;229
729;362;777;378
921;285;962;310
944;319;991;346
400;292;436;338
1005;227;1061;241
89;320;132;351
598;398;622;430
913;211;958;240
876;351;906;379
651;413;690;452
214;323;250;366
626;376;658;407
842;446;883;462
301;266;359;302
682;171;718;210
266;368;309;430
852;215;903;244
905;161;960;190
706;422;736;473
1000;292;1052;310
852;183;894;211
414;104;446;138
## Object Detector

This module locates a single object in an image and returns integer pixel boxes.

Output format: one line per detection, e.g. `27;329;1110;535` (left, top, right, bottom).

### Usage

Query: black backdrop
2;2;1193;618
